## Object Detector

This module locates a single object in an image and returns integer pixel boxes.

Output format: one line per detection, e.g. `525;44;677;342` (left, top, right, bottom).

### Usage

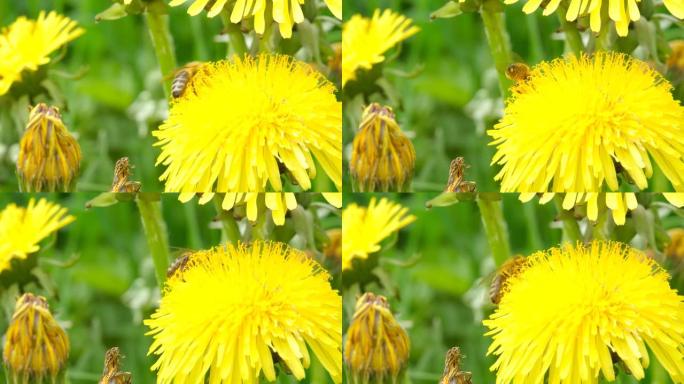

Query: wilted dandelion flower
484;241;684;384
667;228;684;262
169;0;341;38
3;293;69;382
491;53;684;194
0;198;74;273
0;11;84;95
342;10;419;87
504;0;684;36
17;103;81;192
668;40;684;71
344;292;410;384
145;241;342;383
342;198;415;270
350;103;416;192
154;54;341;195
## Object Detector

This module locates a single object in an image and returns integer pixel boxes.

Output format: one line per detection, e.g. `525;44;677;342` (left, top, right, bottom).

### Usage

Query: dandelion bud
344;292;409;384
3;293;69;384
666;228;684;262
350;104;415;192
17;103;81;192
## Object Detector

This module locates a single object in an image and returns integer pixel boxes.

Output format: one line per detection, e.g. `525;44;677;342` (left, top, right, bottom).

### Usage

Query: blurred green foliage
342;0;684;192
342;193;684;383
0;193;341;383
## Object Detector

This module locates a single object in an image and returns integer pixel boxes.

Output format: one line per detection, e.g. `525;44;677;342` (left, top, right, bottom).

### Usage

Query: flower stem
480;2;514;96
136;194;171;288
213;197;242;243
477;193;512;267
553;196;583;243
145;0;178;99
556;4;584;56
220;10;249;57
525;14;545;62
523;202;543;250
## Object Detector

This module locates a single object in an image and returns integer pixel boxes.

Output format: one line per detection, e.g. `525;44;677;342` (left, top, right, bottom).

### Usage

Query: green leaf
95;3;128;22
430;1;463;19
85;193;118;208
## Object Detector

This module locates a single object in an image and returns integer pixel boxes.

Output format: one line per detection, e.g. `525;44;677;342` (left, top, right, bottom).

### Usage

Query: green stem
525;14;545;62
480;4;514;96
523;201;543;250
137;194;171;288
220;10;249;57
145;0;178;99
213;197;242;244
249;197;268;241
553;196;583;243
477;194;512;267
556;3;584;56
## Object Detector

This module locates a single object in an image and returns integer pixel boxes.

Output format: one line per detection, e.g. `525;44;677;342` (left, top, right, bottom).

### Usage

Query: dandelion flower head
484;241;684;384
491;52;684;194
504;0;684;36
342;9;419;87
153;54;342;196
145;241;342;384
0;199;74;273
169;0;341;38
342;198;415;270
0;11;84;95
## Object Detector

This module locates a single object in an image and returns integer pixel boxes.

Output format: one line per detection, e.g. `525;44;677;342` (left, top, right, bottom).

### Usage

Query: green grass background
0;193;341;383
342;193;684;383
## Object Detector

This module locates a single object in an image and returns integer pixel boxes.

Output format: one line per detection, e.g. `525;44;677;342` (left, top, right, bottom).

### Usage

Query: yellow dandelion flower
145;241;342;384
188;192;338;226
342;10;420;87
504;0;684;36
0;198;74;273
191;191;298;226
344;292;410;384
0;11;84;95
153;54;341;195
17;103;81;192
522;192;639;225
484;241;684;384
490;52;684;193
350;103;416;192
342;198;415;270
169;0;341;38
3;293;69;381
664;192;684;207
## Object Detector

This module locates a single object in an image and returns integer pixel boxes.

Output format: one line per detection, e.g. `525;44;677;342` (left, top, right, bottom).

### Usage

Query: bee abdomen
171;70;191;99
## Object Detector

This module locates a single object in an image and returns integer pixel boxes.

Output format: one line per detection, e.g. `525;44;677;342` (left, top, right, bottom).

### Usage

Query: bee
440;347;472;384
505;62;531;84
445;157;476;193
99;347;132;384
489;256;528;305
172;61;205;99
111;157;141;193
166;251;193;280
